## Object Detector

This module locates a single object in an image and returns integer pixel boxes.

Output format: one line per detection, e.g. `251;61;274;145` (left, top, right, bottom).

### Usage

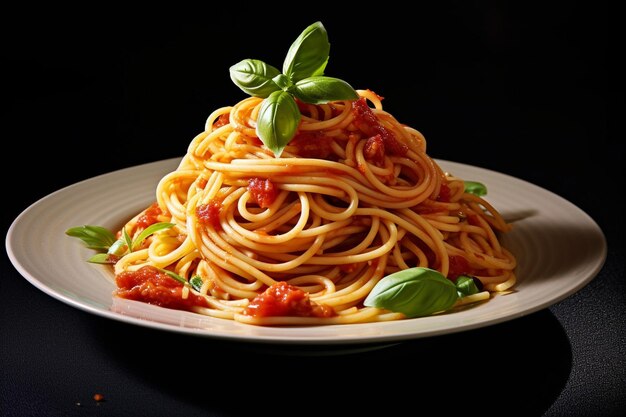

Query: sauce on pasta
103;89;516;325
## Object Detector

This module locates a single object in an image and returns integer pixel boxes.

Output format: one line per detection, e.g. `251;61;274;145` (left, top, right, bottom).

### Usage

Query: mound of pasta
67;22;516;325
101;89;515;325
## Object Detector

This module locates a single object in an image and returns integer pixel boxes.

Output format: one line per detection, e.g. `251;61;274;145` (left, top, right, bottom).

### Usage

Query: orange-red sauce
436;183;452;202
352;97;408;157
247;178;278;208
115;266;208;311
363;134;385;166
339;263;360;273
244;281;335;318
196;200;222;230
213;113;230;129
448;255;475;280
135;203;162;230
289;131;333;159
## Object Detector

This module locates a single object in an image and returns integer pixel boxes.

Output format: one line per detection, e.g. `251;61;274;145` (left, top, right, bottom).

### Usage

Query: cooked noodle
112;89;516;325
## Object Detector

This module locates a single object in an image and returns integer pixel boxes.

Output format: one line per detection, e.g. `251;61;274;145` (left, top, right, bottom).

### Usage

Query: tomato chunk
196;200;222;230
248;178;278;208
244;281;335;318
115;266;208;311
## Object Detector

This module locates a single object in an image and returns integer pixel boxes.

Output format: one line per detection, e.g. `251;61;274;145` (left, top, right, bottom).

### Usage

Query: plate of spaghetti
6;22;606;345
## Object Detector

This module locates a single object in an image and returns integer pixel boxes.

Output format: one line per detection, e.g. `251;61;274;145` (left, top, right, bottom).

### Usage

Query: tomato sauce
352;97;408;157
115;266;208;311
249;137;263;146
363;134;385;166
135;203;162;230
289;130;333;159
213;113;230;129
244;281;335;318
339;263;360;273
436;183;452;202
196;200;222;230
467;213;481;226
448;255;474;279
247;178;278;208
196;177;208;189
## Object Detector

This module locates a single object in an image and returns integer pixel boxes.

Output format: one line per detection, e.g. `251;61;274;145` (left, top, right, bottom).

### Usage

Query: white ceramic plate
6;158;606;345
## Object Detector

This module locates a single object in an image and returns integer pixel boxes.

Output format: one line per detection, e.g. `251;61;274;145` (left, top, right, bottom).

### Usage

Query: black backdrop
2;5;611;224
1;4;610;205
3;4;622;417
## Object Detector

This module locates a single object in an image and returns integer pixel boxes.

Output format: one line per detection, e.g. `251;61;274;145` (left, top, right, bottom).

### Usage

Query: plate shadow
92;309;572;417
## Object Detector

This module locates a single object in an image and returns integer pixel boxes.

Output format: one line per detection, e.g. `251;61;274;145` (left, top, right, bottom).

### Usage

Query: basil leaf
107;238;127;256
87;253;115;264
65;225;116;250
122;227;133;253
464;181;487;197
132;222;174;251
230;59;281;98
283;21;330;82
364;267;458;318
160;269;204;291
272;73;292;91
455;275;480;298
160;269;188;285
189;275;203;291
292;76;359;104
229;22;361;158
256;90;301;157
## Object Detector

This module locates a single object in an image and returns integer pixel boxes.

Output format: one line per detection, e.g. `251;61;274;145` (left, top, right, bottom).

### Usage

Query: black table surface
2;6;621;417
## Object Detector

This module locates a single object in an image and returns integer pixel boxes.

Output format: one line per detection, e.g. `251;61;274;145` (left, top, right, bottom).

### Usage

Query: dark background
2;3;622;417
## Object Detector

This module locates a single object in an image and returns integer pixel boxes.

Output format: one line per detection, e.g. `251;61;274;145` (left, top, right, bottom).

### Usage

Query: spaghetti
109;89;516;325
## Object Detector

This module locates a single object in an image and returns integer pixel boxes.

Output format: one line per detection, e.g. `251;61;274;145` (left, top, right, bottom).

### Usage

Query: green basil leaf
464;181;487;197
283;21;330;82
160;269;188;285
256;90;301;157
455;275;480;298
292;76;359;104
122;227;133;253
132;222;175;251
363;267;458;318
229;59;281;98
65;225;116;250
87;253;115;264
107;238;127;256
189;275;203;291
272;73;292;91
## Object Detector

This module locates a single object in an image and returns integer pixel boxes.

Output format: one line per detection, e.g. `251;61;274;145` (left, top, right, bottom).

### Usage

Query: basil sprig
229;60;282;98
66;222;174;264
464;181;488;197
364;267;480;318
283;22;330;82
65;225;116;251
230;21;358;157
160;269;204;291
256;90;301;157
455;275;481;298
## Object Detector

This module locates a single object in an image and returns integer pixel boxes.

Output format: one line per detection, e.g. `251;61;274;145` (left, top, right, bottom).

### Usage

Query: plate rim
5;157;607;345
